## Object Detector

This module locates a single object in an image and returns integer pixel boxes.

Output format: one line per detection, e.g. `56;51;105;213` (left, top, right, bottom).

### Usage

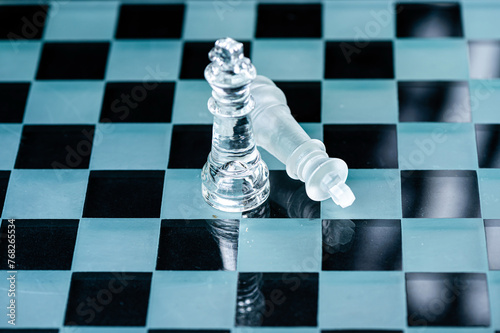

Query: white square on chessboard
0;125;21;170
2;170;88;219
320;271;406;329
464;2;500;39
106;41;181;81
324;1;395;39
0;41;41;81
72;218;160;271
24;81;104;124
90;124;171;170
0;271;71;328
148;271;237;328
238;219;322;272
252;40;323;81
323;169;402;219
395;40;469;80
184;1;255;40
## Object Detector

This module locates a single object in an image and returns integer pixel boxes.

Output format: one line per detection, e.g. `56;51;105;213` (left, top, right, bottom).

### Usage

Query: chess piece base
201;157;270;212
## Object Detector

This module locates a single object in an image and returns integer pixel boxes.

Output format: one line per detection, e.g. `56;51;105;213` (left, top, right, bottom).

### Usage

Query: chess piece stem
201;38;270;212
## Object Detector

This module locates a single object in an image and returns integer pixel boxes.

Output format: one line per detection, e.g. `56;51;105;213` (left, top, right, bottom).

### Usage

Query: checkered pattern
0;1;499;332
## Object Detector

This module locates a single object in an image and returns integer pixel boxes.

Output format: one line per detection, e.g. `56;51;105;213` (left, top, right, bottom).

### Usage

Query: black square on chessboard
168;125;212;168
0;219;78;270
0;171;10;216
396;3;463;38
325;41;394;79
100;82;174;123
322;219;402;271
323;125;398;169
485;219;500;270
256;4;322;38
15;125;94;169
64;272;152;326
243;170;320;219
36;42;109;80
180;41;251;79
116;4;184;39
156;219;239;271
475;124;500;168
401;170;481;218
469;41;500;79
398;81;471;122
274;82;321;122
83;170;164;218
0;83;30;123
406;273;490;326
0;5;48;40
235;273;319;327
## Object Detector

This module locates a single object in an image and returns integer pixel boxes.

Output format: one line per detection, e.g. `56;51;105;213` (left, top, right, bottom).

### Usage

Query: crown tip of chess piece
205;38;256;90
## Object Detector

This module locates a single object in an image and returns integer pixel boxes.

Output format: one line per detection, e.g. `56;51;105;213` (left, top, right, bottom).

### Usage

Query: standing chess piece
201;38;270;212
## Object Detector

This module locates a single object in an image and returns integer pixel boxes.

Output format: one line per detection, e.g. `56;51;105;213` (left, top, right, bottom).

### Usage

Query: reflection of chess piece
243;172;320;219
322;219;356;254
242;198;270;218
235;273;265;326
206;219;239;271
202;38;270;212
269;171;320;218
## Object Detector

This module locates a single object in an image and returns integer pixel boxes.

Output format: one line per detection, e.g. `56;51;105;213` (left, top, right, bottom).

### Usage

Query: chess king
202;38;355;213
201;38;270;212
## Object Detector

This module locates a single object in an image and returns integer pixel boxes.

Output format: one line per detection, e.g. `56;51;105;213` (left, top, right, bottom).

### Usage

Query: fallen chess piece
250;75;356;208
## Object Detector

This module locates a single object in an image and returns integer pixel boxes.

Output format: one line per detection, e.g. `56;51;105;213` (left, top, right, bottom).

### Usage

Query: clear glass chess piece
201;38;270;212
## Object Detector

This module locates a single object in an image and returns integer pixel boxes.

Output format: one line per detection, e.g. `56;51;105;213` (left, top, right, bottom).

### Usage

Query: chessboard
0;1;499;332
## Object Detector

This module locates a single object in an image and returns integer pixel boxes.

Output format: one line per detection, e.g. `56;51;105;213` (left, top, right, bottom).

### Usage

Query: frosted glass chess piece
250;75;355;208
201;38;270;212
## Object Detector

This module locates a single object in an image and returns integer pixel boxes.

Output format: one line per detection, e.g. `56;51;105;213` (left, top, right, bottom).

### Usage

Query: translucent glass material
201;38;270;212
